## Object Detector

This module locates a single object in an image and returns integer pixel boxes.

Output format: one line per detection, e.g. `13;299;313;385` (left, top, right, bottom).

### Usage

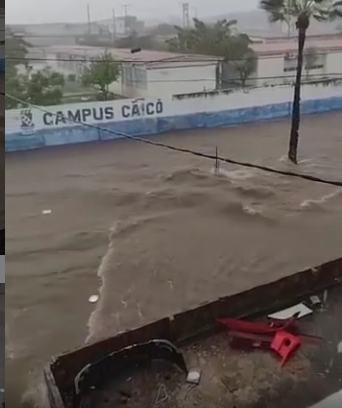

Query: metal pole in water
215;146;220;173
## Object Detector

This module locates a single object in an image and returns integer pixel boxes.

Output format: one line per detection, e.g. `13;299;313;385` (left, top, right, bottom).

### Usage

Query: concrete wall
5;82;342;152
147;63;217;97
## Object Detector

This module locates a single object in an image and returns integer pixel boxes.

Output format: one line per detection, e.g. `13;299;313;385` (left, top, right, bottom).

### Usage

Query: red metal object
217;317;320;366
271;330;301;366
226;330;321;346
217;317;297;334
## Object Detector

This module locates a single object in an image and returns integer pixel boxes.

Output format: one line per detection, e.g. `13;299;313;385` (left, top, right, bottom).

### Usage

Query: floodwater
5;112;342;407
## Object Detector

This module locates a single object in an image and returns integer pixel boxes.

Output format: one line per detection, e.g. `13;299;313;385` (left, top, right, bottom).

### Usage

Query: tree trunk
288;25;307;164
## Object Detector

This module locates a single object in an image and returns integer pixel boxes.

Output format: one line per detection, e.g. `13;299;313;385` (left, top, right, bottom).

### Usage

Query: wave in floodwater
300;188;342;211
85;163;342;345
6;113;342;408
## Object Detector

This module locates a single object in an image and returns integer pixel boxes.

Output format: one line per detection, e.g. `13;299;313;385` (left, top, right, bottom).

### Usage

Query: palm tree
260;0;342;164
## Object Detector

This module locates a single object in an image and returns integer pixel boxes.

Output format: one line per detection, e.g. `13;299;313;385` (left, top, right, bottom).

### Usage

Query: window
283;52;326;72
283;53;297;72
123;64;147;89
134;66;147;89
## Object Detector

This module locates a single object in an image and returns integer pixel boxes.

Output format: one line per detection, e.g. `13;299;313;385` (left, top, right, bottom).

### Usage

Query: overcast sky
7;0;260;24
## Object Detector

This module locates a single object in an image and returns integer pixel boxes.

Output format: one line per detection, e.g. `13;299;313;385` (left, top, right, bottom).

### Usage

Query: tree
81;52;120;101
260;0;342;164
304;46;318;78
5;66;65;109
5;28;31;78
166;19;257;88
166;19;238;55
232;50;258;88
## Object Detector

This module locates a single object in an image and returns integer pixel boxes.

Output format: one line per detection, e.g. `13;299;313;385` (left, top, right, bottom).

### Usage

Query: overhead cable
4;92;342;188
5;48;342;63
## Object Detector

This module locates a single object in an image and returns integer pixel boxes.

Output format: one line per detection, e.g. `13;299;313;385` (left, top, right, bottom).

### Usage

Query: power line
5;48;342;63
4;92;342;188
3;67;342;84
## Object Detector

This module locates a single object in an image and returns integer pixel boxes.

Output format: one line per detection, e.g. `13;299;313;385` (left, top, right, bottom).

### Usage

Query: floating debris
186;369;201;385
310;295;321;306
88;295;99;303
42;209;52;215
338;341;342;354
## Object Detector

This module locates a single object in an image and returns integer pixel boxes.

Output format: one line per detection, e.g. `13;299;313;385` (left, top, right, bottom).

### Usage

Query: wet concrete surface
83;283;342;408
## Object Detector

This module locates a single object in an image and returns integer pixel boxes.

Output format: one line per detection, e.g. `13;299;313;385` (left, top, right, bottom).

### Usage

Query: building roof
42;45;222;65
252;37;342;55
40;45;223;68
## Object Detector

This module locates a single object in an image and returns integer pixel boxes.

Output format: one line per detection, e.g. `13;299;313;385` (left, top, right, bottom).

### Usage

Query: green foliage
166;19;257;87
5;28;31;77
304;46;319;77
5;66;65;109
232;50;258;87
81;52;120;100
166;18;238;56
259;0;342;27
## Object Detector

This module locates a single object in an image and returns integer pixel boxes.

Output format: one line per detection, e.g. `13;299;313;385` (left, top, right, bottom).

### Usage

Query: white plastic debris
186;369;201;385
310;295;321;306
268;303;313;320
42;209;52;215
337;341;342;354
88;295;99;303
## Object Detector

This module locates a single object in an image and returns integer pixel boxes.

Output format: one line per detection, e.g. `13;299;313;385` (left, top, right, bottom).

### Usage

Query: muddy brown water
5;112;342;407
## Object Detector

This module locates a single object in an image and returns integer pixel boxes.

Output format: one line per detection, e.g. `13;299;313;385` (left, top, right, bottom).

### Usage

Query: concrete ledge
5;96;342;152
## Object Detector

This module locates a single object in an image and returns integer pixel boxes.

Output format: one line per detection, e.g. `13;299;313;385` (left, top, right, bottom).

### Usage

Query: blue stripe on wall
5;96;342;152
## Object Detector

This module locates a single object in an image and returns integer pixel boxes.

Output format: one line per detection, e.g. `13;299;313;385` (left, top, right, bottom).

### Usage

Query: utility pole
122;4;129;35
87;3;92;34
112;8;117;43
180;3;190;28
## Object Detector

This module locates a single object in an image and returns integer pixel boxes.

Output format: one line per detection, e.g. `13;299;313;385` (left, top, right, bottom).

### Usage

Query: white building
38;46;222;98
251;37;342;86
26;36;342;99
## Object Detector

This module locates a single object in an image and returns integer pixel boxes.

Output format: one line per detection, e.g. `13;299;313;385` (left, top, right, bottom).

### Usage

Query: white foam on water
5;324;15;360
21;373;49;408
215;167;256;180
243;204;263;215
86;222;117;344
300;188;342;210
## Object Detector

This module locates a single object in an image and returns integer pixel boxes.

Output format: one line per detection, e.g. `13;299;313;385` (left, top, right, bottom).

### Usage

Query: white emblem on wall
20;109;35;135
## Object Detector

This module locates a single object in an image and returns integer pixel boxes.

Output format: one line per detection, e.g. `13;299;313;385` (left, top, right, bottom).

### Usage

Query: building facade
251;37;342;87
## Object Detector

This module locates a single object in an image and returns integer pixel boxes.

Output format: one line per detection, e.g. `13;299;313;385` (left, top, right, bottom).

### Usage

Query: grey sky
7;0;259;24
